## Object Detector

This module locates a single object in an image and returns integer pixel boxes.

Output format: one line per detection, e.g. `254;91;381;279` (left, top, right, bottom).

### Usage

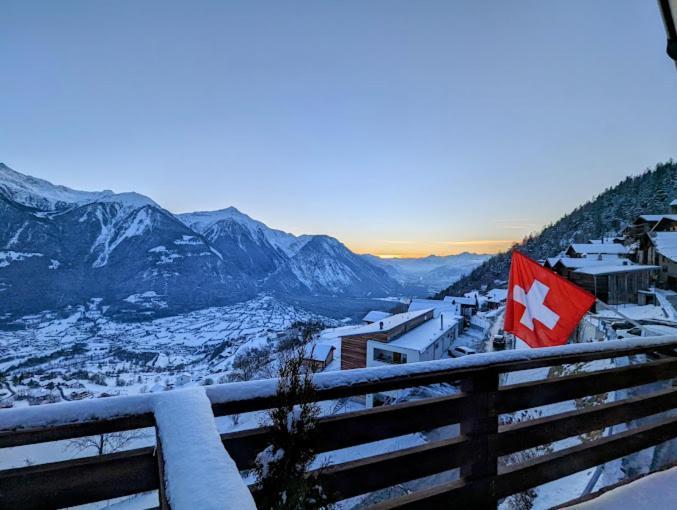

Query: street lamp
658;0;677;62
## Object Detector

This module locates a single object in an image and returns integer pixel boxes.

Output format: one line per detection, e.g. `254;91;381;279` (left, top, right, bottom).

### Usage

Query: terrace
1;335;677;509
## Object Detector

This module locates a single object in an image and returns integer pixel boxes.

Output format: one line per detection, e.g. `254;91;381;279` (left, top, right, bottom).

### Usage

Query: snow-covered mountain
365;253;491;293
176;208;399;296
0;164;401;317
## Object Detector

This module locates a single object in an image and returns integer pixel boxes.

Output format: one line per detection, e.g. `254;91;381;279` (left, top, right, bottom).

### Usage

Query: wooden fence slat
251;435;480;505
497;357;677;414
494;414;677;498
0;447;158;510
498;385;677;456
0;413;155;449
223;391;472;469
367;415;677;509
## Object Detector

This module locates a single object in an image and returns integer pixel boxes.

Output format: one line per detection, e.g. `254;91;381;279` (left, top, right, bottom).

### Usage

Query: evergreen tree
254;346;329;509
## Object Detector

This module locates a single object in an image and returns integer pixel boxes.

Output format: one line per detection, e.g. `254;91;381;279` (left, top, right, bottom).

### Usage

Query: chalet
408;298;457;316
340;308;435;370
27;388;60;406
639;232;677;289
565;243;630;259
569;264;658;304
361;310;392;324
550;256;632;279
650;215;677;233
302;343;335;372
672;199;677;214
485;288;508;309
623;215;667;240
442;295;478;318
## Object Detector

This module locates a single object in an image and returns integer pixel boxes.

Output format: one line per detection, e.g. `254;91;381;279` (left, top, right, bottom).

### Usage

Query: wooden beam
497;357;677;414
223;391;472;469
498;385;677;456
0;447;158;510
0;413;155;448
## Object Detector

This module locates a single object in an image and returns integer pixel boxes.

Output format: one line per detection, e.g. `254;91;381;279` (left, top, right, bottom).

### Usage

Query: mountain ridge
0;163;408;318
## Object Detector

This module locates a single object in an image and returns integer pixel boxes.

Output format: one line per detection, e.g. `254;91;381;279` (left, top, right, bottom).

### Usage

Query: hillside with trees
436;161;677;298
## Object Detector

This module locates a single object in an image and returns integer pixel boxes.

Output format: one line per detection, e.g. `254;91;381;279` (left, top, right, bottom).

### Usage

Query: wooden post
156;428;171;510
460;370;499;508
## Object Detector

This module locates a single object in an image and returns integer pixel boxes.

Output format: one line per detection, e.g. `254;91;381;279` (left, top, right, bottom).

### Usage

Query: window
374;348;407;364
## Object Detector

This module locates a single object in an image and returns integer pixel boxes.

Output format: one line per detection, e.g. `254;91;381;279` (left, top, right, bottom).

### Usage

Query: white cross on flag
504;251;596;348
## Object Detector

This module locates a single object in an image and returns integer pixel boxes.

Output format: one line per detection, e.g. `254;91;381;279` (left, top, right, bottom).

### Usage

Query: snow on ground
591;303;668;322
564;466;677;509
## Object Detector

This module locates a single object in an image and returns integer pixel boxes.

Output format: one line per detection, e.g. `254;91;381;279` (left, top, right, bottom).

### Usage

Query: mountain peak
0;163;159;212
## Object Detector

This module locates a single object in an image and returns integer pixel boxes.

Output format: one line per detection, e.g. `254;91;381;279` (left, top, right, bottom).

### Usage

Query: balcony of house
1;335;677;509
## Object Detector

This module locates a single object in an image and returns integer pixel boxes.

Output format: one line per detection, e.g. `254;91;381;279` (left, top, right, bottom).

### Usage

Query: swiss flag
504;251;596;348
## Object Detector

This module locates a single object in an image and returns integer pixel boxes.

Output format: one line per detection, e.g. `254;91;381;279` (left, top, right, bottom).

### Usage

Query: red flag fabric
504;251;596;348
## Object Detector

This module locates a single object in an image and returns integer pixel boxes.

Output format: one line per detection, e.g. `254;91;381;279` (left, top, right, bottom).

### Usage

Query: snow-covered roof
556;256;631;269
362;310;393;323
388;313;460;352
443;295;477;306
342;308;432;336
573;264;659;276
545;257;561;267
303;343;334;361
486;288;508;302
635;214;666;223
568;243;629;255
651;232;677;262
408;298;457;316
671;199;677;206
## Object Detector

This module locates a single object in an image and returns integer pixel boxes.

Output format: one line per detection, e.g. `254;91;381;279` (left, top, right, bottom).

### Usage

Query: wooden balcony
1;335;677;509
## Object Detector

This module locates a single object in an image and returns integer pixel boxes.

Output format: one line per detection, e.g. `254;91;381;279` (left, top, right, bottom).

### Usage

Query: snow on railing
1;335;677;432
153;388;256;510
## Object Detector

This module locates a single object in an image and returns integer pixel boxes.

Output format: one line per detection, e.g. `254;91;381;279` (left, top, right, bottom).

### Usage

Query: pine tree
254;346;329;509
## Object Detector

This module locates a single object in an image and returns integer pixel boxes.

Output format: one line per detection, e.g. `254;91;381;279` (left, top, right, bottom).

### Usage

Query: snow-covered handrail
1;335;677;433
153;388;256;510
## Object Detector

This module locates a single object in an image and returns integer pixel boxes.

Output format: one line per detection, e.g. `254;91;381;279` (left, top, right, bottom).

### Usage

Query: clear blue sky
2;1;676;256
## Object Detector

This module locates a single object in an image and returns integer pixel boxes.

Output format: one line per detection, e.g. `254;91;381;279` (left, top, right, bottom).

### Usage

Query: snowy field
0;295;338;409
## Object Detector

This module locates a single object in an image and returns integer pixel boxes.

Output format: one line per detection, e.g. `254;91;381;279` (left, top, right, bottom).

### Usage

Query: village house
638;231;677;289
408;297;457;316
546;256;633;279
302;343;335;372
623;214;669;240
441;295;479;319
568;264;659;305
485;288;508;309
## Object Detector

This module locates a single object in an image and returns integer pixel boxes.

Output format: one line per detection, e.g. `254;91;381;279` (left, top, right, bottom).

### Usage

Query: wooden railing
1;336;677;509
